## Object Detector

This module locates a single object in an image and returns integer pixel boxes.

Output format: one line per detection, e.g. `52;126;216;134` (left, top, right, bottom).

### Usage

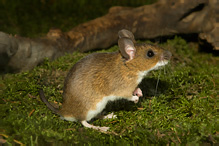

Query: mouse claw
133;88;143;97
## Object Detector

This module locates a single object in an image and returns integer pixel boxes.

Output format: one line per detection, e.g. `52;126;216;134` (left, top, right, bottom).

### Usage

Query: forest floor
0;0;218;145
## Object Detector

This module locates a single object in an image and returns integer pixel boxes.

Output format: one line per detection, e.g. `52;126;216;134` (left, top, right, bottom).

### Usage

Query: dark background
0;0;156;37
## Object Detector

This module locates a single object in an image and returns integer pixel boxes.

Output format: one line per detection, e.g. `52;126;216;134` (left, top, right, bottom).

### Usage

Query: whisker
155;67;161;96
167;61;173;78
163;63;166;75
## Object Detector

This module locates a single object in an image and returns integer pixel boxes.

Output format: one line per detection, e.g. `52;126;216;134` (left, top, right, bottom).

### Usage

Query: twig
1;99;7;103
107;121;118;124
171;128;181;143
28;109;35;117
210;78;216;88
137;107;144;110
0;133;25;145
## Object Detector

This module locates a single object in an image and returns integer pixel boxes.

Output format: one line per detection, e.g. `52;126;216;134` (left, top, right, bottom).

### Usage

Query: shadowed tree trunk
0;0;217;73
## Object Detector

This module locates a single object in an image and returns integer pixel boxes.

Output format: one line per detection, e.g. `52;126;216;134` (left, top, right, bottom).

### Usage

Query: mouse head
118;29;172;72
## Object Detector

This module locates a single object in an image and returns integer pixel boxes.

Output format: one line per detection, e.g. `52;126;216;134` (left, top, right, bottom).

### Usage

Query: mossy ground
0;0;218;145
0;36;218;145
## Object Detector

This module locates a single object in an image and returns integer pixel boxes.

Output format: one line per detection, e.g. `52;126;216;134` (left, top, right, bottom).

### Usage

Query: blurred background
0;0;156;37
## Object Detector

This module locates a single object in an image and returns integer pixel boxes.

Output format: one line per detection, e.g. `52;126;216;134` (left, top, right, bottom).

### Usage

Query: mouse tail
39;89;60;114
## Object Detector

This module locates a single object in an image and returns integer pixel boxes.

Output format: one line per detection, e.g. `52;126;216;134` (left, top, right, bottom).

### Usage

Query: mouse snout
161;50;172;61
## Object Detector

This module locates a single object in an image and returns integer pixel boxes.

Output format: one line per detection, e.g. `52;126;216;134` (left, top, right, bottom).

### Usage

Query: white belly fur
86;95;122;121
61;116;77;122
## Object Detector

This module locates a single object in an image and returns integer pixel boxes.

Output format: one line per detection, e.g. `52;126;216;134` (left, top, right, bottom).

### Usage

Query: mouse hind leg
81;120;109;132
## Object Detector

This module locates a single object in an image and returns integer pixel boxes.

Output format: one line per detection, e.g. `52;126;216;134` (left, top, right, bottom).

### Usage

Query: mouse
39;29;172;132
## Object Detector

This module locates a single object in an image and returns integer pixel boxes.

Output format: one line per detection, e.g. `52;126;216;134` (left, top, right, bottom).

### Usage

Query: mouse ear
118;37;136;61
118;29;135;43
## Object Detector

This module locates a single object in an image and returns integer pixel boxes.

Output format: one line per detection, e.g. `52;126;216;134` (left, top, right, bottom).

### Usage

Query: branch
0;0;216;73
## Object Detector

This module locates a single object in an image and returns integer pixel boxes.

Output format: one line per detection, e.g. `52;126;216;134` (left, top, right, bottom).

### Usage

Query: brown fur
59;43;168;121
40;29;171;131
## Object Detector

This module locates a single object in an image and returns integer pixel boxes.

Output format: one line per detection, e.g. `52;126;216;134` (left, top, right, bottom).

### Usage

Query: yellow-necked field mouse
39;29;172;132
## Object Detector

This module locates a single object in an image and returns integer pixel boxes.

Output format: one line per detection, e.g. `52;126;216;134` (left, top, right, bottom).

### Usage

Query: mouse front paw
133;88;143;97
130;95;139;103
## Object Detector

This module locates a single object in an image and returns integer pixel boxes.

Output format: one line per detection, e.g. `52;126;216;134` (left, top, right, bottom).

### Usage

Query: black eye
147;50;154;58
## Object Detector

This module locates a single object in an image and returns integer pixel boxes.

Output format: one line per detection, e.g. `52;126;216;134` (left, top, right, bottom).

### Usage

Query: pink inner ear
126;46;136;60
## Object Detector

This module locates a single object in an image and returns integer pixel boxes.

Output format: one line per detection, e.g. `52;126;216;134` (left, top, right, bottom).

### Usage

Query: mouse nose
161;50;172;61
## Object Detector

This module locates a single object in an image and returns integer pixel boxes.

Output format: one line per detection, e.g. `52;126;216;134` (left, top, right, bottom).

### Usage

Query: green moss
0;37;218;144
